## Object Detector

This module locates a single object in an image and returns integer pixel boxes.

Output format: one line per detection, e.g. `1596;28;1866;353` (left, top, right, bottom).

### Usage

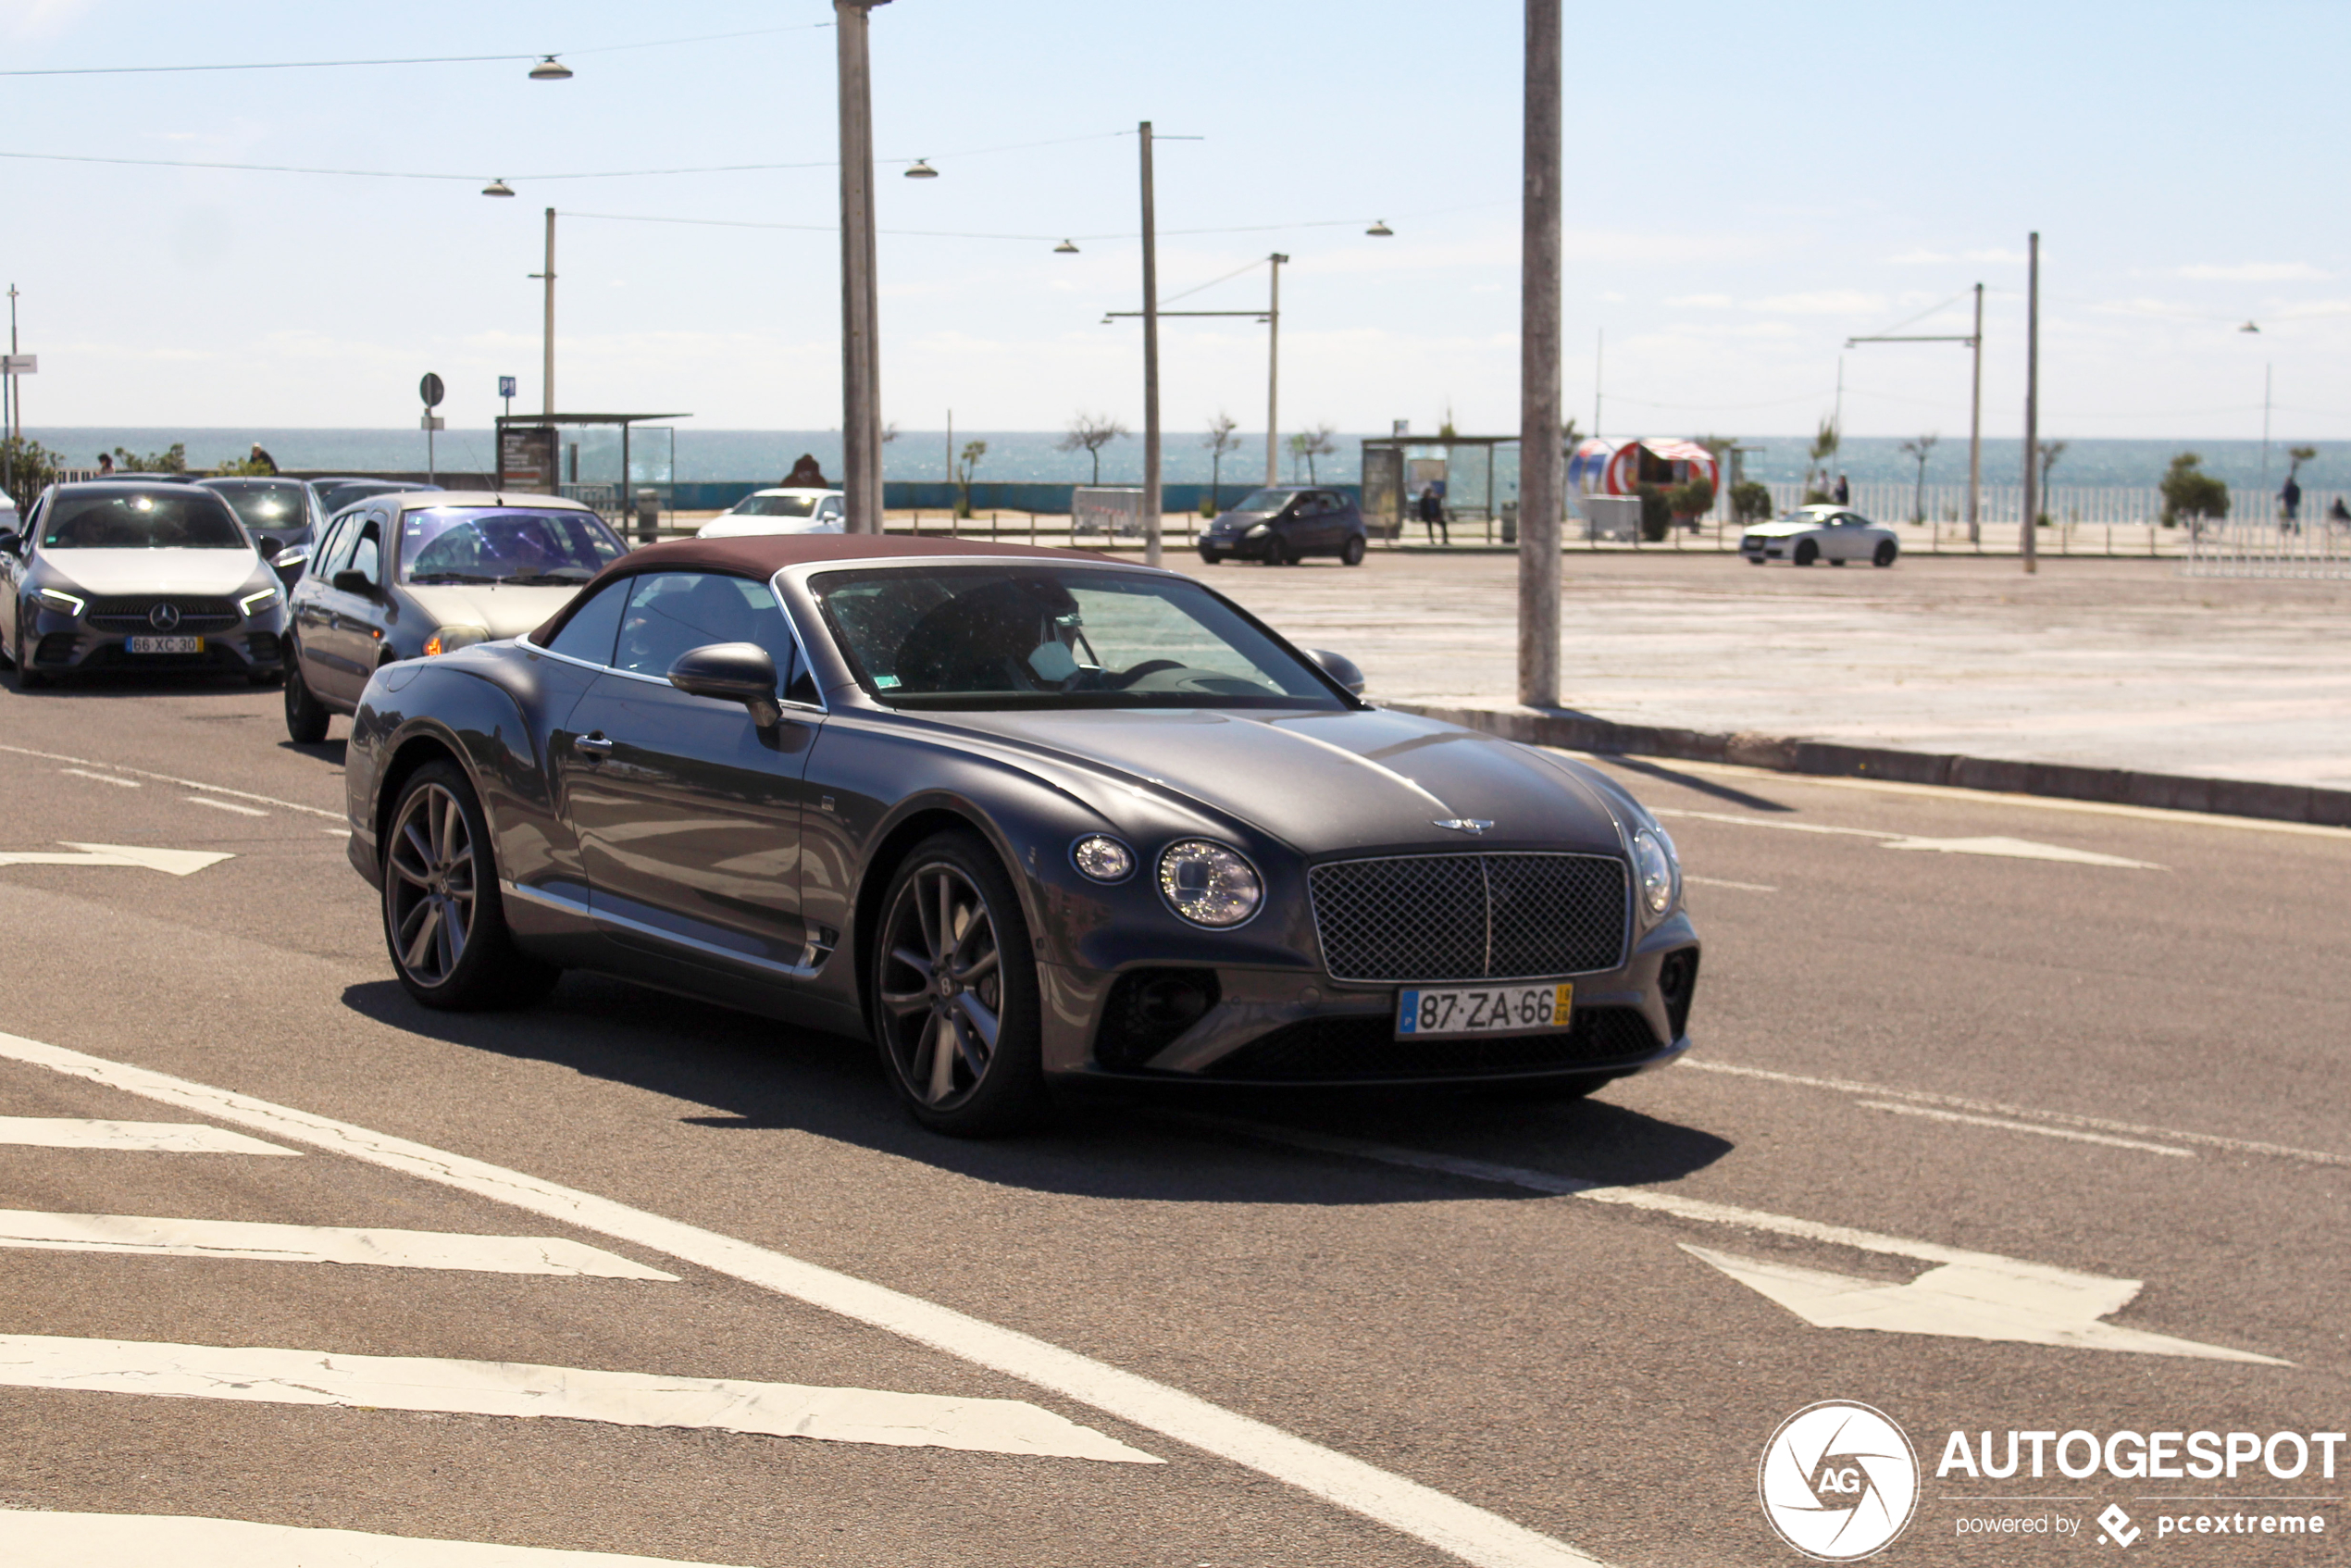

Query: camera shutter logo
147;603;181;631
1759;1400;1919;1561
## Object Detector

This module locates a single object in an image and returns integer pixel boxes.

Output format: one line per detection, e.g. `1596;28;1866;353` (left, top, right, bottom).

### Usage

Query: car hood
1743;520;1827;539
919;704;1629;857
401;581;588;638
38;548;266;595
1208;510;1277;529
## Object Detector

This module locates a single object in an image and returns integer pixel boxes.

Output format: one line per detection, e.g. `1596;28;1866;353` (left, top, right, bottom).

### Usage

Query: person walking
95;453;113;475
1417;482;1449;545
248;442;278;475
2280;473;2303;532
1833;472;1850;505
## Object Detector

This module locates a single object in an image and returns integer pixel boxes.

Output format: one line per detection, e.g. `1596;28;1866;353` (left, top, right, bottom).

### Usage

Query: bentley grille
1307;852;1629;982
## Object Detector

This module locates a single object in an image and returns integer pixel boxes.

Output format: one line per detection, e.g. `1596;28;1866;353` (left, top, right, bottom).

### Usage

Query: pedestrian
782;454;830;488
2280;474;2303;532
248;442;278;475
1833;472;1850;505
95;453;113;475
2330;497;2350;527
1417;483;1449;545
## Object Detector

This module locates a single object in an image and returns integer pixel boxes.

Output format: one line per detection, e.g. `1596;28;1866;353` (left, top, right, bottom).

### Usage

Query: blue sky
3;0;2346;444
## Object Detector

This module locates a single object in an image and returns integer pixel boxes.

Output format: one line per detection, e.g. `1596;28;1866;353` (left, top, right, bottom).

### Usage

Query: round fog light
1071;834;1135;883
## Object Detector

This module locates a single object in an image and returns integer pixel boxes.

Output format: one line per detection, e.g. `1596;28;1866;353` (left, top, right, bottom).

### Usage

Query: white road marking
1859;1100;2195;1157
1686;1058;2351;1169
0;1116;295;1154
0;1334;1157;1463
1684;875;1777;892
185;797;267;817
1652;807;2161;869
0;1032;1607;1568
58;767;139;788
0;1511;753;1568
1172;1115;2282;1363
0;1211;678;1278
0;741;341;819
0;843;231;876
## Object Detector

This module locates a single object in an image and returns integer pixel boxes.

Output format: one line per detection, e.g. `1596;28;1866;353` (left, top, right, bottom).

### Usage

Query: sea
19;427;2320;492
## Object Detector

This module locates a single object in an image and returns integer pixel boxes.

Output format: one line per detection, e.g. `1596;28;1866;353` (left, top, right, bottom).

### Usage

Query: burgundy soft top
531;530;1116;645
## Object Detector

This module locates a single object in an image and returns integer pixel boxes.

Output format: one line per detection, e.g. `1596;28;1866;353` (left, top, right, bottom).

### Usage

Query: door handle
574;733;615;755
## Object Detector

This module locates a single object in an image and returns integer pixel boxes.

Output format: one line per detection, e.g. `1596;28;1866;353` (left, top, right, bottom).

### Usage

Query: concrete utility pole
1518;0;1563;709
836;0;889;533
2021;230;2040;575
1138;121;1163;567
1264;253;1286;486
1968;282;1984;543
6;281;19;442
527;210;556;416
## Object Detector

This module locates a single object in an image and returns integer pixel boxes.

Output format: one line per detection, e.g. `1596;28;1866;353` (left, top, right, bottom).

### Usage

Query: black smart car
1199;487;1368;566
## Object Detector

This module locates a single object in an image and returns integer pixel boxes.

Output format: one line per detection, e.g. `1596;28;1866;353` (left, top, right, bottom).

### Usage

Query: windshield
204;480;310;536
728;493;824;518
397;506;627;586
42;490;248;550
1228;489;1299;514
813;565;1343;710
319;480;429;514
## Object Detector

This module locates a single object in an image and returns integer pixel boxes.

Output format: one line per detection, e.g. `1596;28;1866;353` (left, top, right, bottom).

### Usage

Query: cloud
1665;292;1734;308
2178;261;2331;282
1746;290;1885;316
0;0;95;40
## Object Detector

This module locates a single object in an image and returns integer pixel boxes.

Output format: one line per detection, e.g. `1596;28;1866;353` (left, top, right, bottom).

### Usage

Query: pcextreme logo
1760;1400;1922;1562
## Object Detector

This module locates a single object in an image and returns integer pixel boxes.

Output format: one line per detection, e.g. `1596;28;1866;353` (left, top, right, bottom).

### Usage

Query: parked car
312;477;444;517
342;532;1699;1137
0;479;292;689
1740;504;1900;567
1199;487;1369;566
283;492;626;742
697;488;845;537
200;475;327;585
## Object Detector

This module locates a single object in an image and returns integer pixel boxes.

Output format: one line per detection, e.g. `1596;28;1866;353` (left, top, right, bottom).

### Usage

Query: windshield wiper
501;570;594;586
408;571;500;584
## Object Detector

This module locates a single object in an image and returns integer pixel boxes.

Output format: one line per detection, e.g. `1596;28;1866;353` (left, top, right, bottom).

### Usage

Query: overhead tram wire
0;20;834;77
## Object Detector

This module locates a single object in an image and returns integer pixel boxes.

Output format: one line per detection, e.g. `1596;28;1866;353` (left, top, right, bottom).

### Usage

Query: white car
1739;504;1900;567
696;487;844;538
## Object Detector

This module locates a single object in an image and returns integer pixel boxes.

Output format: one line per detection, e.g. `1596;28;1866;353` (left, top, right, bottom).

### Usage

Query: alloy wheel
877;862;1005;1108
386;782;477;988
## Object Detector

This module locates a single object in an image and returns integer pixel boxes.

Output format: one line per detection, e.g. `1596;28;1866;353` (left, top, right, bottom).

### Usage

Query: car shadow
339;972;1733;1207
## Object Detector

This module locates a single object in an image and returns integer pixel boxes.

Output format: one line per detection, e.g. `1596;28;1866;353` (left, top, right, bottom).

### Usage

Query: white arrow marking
1679;1244;2284;1363
0;1509;753;1566
0;842;231;876
1876;834;2162;868
0;1334;1160;1463
0;1116;295;1154
185;796;267;817
0;1211;678;1278
57;767;139;788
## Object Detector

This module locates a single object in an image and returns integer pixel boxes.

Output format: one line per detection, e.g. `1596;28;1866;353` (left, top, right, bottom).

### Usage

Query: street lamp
902;159;938;179
1365;219;1394;236
529;56;573;81
481;178;516;197
1054;239;1079;254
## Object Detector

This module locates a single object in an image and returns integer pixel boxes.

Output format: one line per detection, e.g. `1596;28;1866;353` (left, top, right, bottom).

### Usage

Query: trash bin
635;487;661;544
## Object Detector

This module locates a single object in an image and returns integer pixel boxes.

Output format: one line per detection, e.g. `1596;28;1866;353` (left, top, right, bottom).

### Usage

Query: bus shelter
1359;434;1517;541
497;412;690;540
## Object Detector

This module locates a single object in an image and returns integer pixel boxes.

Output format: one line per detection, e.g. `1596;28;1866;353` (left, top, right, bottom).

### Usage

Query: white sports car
697;488;844;538
1739;504;1900;567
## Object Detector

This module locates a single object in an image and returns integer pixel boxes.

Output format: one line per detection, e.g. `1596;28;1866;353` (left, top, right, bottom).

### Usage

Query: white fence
1072;486;1146;539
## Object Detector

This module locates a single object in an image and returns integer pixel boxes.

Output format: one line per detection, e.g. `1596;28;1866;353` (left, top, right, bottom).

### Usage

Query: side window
347;515;383;583
316;516;359;578
544;577;630;666
616;572;802;691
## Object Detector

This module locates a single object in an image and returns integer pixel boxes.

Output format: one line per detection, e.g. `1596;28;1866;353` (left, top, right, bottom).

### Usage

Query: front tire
1340;534;1366;566
1792;539;1820;567
1199;551;1224;566
1873;540;1898;567
872;830;1049;1137
381;760;559;1010
284;650;330;742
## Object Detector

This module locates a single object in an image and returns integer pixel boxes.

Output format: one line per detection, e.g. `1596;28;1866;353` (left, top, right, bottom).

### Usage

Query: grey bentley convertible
344;533;1699;1135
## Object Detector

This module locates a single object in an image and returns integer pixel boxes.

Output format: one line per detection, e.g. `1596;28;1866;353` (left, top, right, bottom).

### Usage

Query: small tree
1806;416;1840;498
2035;439;2068;527
2286;444;2317;484
954;440;986;519
2158;452;2228;529
1730;480;1774;524
1898;433;1938;524
0;433;64;509
1057;412;1126;484
113;442;188;473
1634;482;1672;542
1287;422;1337;482
1202;411;1241;514
1667;474;1714;526
208;454;278;478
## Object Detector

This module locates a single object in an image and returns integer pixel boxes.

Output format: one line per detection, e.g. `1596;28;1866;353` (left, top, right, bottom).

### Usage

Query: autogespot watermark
1760;1405;2344;1558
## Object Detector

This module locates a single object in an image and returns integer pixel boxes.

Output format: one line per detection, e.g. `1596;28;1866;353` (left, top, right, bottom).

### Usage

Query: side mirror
668;641;781;728
0;532;19;557
271;547;309;587
332;568;377;596
1305;647;1366;698
255;533;285;558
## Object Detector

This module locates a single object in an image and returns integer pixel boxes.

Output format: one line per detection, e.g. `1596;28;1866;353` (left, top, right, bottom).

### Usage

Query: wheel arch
849;801;1026;1039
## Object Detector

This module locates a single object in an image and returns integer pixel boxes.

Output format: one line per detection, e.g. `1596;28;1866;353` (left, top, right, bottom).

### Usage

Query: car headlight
423;624;491;657
239;585;282;616
36;588;85;616
1157;840;1263;927
1631;828;1680;921
1071;834;1136;883
1243;522;1269;538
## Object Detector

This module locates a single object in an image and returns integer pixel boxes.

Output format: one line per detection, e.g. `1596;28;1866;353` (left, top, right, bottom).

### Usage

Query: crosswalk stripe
0;1509;753;1566
0;1335;1162;1463
0;1116;297;1154
0;1211;678;1278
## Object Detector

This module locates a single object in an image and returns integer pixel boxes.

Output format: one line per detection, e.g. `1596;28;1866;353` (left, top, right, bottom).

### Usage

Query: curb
1384;701;2351;830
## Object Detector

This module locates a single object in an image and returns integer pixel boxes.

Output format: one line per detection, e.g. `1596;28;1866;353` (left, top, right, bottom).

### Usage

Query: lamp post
836;1;889;533
2021;231;2040;576
528;209;555;417
1518;0;1563;709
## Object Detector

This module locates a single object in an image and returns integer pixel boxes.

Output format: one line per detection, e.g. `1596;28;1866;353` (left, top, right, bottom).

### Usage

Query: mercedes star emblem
147;604;181;631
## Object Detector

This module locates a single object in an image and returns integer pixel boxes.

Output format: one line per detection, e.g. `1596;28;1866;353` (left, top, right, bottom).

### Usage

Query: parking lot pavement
1177;551;2351;790
0;673;2343;1567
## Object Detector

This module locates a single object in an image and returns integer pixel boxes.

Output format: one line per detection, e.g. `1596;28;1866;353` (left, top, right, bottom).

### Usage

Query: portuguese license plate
127;636;203;654
1397;981;1573;1039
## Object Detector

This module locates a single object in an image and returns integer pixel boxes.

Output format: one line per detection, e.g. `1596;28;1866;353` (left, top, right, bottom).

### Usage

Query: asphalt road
0;668;2343;1567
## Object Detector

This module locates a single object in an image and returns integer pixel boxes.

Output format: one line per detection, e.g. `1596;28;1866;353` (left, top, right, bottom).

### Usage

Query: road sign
1;355;36;375
420;415;445;432
419;372;445;409
498;376;516;401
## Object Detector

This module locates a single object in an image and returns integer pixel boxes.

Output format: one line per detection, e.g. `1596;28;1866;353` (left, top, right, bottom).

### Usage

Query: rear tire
1268;535;1295;566
1792;539;1819;567
381;760;560;1010
1873;540;1898;567
1199;551;1223;566
1340;535;1366;566
284;649;330;742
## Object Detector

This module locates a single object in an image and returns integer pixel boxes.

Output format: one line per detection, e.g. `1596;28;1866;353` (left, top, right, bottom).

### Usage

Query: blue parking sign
498;376;516;400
